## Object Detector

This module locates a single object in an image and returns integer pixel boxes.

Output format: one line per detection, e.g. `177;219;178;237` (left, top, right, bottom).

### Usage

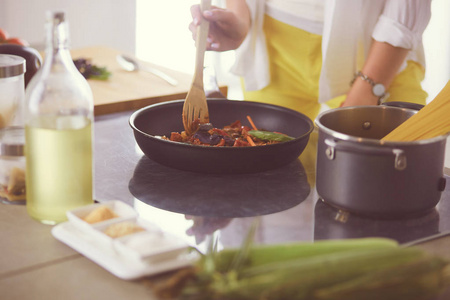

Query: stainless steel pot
315;105;448;219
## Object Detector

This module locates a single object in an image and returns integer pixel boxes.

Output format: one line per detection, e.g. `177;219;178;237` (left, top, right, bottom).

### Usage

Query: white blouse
265;0;324;34
230;0;432;103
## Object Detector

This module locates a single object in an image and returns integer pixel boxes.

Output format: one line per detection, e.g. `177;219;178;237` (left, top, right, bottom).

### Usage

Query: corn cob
154;234;450;300
313;255;450;300
185;246;425;300
213;237;398;273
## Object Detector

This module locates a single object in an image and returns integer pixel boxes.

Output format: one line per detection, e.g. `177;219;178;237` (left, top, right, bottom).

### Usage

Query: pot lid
0;54;26;78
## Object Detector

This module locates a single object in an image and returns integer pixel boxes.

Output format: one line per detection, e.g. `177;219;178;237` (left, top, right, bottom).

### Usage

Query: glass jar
0;54;26;129
0;126;26;204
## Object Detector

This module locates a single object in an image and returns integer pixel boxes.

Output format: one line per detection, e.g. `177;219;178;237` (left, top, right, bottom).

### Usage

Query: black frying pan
129;99;314;174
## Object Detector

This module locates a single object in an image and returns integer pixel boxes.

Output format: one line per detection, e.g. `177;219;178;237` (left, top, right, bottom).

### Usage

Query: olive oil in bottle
25;11;94;224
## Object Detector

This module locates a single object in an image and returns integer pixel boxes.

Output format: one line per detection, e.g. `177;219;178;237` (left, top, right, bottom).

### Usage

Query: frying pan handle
324;139;407;171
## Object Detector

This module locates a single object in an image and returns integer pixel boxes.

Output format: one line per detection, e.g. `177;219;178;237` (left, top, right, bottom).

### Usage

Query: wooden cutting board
70;46;227;116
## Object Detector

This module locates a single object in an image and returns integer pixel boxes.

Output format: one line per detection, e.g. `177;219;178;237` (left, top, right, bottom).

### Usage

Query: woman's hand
189;2;251;52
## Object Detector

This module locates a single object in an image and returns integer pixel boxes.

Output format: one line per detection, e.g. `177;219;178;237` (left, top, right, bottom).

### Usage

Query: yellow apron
241;15;427;185
243;15;323;121
243;15;428;117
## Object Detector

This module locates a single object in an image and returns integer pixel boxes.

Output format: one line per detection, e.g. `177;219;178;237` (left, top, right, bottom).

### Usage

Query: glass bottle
24;11;94;224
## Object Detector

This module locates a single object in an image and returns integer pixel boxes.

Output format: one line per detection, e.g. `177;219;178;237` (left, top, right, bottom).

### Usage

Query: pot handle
381;101;424;111
324;139;407;171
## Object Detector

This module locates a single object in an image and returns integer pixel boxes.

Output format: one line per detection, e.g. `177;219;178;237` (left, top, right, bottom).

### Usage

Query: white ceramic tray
52;201;197;280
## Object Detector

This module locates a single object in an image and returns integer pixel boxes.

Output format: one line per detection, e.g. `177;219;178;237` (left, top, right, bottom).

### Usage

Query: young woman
190;0;432;120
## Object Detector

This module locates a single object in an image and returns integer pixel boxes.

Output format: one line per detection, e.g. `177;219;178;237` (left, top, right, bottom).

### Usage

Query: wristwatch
351;71;387;104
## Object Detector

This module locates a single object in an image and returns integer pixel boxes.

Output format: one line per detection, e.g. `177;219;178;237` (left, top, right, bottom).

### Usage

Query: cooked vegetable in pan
162;116;294;147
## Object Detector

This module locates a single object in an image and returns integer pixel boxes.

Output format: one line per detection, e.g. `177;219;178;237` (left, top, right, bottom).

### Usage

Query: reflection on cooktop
313;199;440;243
129;156;311;218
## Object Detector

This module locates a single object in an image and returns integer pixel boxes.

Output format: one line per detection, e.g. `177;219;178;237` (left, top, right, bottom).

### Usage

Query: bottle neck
45;11;70;57
25;10;94;124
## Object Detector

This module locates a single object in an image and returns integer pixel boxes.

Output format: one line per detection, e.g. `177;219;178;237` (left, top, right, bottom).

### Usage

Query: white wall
136;0;197;74
0;0;136;53
135;0;243;99
0;2;6;28
422;0;450;102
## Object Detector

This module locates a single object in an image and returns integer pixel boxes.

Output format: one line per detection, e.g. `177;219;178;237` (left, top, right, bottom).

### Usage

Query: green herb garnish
248;130;295;142
73;58;111;81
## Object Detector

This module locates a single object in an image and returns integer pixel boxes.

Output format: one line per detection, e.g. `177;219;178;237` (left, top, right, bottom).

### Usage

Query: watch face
373;83;385;97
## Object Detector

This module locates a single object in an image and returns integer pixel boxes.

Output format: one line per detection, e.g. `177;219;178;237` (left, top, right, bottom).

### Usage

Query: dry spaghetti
382;81;450;141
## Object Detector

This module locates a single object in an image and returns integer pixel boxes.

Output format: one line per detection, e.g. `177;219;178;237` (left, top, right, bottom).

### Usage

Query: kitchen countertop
1;108;450;299
71;46;228;115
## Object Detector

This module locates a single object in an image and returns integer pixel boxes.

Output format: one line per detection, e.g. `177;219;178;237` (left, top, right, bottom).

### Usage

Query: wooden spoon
182;0;211;135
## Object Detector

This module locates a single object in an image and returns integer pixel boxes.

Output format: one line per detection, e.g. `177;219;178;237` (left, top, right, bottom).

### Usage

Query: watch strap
351;71;387;104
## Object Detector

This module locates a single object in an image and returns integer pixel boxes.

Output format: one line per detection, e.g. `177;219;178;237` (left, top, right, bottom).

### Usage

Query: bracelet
351;71;387;104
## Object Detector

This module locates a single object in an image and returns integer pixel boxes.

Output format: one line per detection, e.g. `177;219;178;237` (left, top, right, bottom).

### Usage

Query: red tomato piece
211;128;229;136
215;139;226;147
170;132;183;142
0;28;9;41
5;37;29;46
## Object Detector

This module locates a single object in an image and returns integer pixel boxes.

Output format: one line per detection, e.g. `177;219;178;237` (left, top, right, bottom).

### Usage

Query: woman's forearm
226;0;251;23
342;40;409;106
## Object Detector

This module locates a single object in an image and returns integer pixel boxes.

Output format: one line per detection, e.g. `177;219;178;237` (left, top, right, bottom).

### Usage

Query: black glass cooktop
94;110;450;250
